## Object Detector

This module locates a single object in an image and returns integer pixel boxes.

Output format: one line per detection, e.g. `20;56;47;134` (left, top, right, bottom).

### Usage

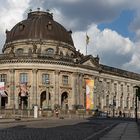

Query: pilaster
32;69;38;106
9;69;15;108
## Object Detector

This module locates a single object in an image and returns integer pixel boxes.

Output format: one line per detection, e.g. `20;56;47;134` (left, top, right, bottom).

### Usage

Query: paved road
0;118;133;140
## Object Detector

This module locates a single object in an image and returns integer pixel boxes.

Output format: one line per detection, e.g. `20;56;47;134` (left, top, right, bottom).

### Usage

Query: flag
0;82;7;97
86;34;89;45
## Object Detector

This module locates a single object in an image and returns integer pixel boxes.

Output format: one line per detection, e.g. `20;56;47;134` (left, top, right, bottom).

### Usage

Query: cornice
0;58;75;66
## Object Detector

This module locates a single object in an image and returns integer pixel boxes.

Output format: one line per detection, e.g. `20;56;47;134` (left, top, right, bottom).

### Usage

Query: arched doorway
18;92;28;109
61;92;68;110
1;91;8;109
40;91;51;109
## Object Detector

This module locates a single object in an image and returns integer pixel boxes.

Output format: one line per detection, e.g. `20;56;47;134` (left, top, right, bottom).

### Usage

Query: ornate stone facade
0;10;140;118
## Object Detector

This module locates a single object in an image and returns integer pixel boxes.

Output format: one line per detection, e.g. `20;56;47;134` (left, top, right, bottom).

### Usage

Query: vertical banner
0;82;7;97
86;80;94;110
19;83;27;97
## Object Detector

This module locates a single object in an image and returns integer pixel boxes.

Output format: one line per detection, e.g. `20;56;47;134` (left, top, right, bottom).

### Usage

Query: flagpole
86;33;90;55
86;42;87;55
86;33;87;55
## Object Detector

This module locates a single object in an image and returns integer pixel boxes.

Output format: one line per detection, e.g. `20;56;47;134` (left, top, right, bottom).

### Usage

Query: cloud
0;0;31;49
38;0;140;31
129;10;140;39
122;41;140;72
72;24;134;68
0;0;140;73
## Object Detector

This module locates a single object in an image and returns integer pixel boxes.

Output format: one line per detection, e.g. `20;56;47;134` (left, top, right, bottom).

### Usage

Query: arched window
16;48;23;55
126;97;129;108
132;97;135;108
46;48;54;55
106;95;109;107
120;96;123;108
113;96;116;106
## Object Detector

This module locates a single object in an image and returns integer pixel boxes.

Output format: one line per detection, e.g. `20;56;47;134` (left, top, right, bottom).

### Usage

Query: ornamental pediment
82;59;97;67
79;55;99;68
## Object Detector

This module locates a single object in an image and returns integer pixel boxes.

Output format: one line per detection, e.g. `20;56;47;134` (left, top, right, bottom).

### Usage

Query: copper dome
5;11;74;46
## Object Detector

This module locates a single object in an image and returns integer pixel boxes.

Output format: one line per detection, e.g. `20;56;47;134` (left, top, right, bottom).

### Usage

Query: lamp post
135;92;138;122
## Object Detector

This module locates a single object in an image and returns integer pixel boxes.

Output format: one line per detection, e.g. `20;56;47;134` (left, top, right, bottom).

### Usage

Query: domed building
0;10;140;117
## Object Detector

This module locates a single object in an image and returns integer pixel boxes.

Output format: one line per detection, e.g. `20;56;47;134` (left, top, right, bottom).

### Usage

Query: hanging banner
86;80;94;110
0;82;7;97
19;83;28;97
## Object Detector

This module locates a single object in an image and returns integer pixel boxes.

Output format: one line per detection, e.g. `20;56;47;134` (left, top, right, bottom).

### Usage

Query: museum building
0;10;140;117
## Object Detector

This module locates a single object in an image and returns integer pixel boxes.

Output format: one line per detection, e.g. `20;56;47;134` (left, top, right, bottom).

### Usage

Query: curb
83;123;118;140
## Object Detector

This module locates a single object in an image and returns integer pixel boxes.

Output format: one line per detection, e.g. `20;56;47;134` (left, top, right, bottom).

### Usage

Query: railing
0;108;93;119
0;109;34;118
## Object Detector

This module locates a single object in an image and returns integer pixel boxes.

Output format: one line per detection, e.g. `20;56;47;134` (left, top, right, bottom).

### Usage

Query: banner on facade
0;82;7;97
19;83;28;97
86;80;94;110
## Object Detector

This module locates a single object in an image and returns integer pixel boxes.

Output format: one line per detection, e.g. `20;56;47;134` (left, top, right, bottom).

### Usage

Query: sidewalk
100;122;140;140
0;117;48;123
0;115;86;124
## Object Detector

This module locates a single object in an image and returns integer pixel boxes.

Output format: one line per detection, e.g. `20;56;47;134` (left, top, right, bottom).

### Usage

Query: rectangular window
62;75;68;85
20;73;28;83
127;85;129;92
0;74;7;83
42;74;49;84
107;82;110;91
121;84;123;92
114;83;117;92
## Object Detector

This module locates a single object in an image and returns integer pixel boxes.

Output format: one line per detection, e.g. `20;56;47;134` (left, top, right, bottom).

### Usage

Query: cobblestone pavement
0;118;117;140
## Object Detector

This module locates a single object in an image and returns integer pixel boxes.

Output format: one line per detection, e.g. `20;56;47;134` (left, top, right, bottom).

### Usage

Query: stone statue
10;46;14;54
33;44;37;54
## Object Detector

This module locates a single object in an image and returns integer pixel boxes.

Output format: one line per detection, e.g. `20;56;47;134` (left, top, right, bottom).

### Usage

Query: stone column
77;73;80;105
78;73;83;106
32;69;38;106
55;70;60;106
9;69;15;109
72;72;78;107
80;74;85;107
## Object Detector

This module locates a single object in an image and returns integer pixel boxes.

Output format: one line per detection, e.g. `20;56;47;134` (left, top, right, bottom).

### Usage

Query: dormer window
19;23;25;31
47;21;52;30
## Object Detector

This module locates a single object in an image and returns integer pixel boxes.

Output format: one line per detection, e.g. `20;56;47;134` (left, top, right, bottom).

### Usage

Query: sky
1;0;140;73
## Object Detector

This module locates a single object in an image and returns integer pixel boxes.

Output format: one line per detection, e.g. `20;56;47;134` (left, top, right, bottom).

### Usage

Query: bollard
34;105;38;118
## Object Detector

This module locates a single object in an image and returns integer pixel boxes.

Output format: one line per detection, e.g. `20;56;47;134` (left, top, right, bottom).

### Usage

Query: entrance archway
18;92;28;109
40;91;51;108
1;91;8;109
61;92;68;110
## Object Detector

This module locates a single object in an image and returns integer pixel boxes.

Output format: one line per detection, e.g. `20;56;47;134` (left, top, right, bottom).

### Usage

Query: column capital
9;69;15;73
55;70;60;75
32;69;38;73
72;72;78;76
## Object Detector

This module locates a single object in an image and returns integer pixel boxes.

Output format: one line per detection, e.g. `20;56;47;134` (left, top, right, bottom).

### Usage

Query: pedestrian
119;111;122;117
55;108;59;117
